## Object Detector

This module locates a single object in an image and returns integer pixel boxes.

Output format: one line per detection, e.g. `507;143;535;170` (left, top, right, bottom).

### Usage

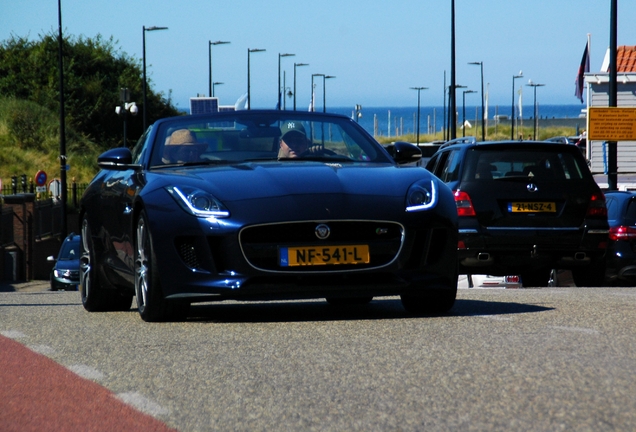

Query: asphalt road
1;282;636;431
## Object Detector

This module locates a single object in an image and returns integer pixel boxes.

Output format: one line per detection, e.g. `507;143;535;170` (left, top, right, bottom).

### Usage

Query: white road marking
117;392;170;416
0;330;26;339
29;344;55;355
68;364;105;381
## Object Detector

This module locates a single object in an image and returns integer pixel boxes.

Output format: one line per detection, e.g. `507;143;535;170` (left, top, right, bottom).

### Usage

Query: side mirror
47;255;55;262
385;141;422;165
97;148;141;171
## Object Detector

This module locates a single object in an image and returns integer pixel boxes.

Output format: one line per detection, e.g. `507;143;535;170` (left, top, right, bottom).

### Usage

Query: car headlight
166;186;230;218
406;179;437;212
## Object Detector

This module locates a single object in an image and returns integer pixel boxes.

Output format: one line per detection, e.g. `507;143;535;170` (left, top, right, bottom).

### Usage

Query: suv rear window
462;148;587;181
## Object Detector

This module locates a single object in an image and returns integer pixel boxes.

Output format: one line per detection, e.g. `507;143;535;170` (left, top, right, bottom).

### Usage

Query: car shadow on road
185;298;553;323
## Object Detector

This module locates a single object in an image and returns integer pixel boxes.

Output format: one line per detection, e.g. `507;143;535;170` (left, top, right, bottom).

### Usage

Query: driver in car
278;121;310;158
162;129;208;164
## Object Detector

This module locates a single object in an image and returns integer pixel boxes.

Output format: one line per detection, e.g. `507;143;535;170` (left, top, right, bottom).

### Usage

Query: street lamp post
462;90;476;137
469;61;485;141
323;75;335;112
449;0;457;139
57;0;67;238
142;25;168;131
293;62;308;110
115;88;138;147
247;48;266;110
448;84;466;134
213;82;224;96
209;40;230;97
410;87;428;145
278;53;295;110
511;71;523;139
526;80;545;140
311;73;324;111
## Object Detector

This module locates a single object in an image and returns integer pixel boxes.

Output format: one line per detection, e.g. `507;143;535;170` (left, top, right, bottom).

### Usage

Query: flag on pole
574;42;590;103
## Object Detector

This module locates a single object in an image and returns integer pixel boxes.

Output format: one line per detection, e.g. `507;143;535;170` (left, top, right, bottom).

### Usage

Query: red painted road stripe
0;335;178;432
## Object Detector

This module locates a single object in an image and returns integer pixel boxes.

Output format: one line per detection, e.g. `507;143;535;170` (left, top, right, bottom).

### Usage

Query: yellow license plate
280;245;370;266
509;202;556;212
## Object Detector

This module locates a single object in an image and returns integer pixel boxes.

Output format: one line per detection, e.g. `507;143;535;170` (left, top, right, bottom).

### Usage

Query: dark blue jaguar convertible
79;110;458;321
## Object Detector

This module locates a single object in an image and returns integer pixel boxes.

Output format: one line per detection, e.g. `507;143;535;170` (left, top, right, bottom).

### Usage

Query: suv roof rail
440;136;477;149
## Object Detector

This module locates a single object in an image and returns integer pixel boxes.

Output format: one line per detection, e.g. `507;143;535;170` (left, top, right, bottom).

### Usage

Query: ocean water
328;104;585;138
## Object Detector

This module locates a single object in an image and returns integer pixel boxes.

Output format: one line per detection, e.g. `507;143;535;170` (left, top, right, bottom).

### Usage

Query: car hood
149;162;432;202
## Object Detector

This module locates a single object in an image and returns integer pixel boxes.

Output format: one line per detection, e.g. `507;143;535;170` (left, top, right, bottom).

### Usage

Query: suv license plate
280;245;370;266
509;202;556;213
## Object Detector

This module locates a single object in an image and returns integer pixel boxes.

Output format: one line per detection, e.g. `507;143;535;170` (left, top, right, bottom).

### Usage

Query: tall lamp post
510;71;523;139
209;40;230;97
247;48;266;110
142;25;168;131
526;80;545;140
311;73;324;111
462;90;476;137
449;0;457;139
278;53;295;109
57;0;67;238
468;61;485;141
293;62;308;110
448;84;466;134
213;82;224;96
323;75;335;112
410;87;428;145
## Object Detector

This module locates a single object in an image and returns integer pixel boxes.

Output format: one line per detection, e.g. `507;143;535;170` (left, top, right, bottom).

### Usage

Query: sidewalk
0;280;50;293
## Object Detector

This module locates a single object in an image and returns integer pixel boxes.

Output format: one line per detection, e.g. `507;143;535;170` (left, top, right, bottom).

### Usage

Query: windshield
463;147;587;181
148;112;390;167
59;239;79;261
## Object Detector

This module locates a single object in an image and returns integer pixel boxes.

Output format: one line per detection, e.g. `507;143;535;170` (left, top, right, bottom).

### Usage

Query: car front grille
239;221;404;272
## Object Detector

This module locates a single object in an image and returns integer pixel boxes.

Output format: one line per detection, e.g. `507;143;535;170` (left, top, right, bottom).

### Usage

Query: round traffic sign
35;170;48;186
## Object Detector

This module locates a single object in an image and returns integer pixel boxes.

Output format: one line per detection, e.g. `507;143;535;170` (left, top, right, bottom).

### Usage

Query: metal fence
1;182;88;209
34;200;62;240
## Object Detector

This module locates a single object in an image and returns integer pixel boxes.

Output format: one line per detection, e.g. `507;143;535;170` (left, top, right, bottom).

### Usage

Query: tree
0;33;180;150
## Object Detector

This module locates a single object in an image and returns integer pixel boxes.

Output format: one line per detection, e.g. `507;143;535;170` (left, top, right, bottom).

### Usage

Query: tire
80;216;111;311
135;211;189;322
571;260;606;287
400;286;457;315
80;216;133;312
520;268;551;287
325;296;373;306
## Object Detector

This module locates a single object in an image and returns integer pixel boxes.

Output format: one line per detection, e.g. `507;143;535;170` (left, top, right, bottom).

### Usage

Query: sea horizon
180;103;587;138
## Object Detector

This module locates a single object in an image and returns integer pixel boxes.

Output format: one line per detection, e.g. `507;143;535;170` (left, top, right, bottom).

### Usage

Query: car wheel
325;296;373;306
400;286;457;315
80;216;113;311
135;211;189;322
50;276;57;292
520;268;551;287
571;260;606;287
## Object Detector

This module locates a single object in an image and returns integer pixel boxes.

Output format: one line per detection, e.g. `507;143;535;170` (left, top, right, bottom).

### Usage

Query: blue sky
2;0;635;110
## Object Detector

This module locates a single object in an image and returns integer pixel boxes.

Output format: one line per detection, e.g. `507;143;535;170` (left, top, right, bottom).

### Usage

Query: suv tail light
609;226;636;241
454;190;476;217
586;192;607;218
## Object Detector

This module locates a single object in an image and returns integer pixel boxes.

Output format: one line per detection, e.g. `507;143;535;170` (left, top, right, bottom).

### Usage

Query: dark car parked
79;110;459;321
426;137;609;287
604;191;636;285
47;233;80;291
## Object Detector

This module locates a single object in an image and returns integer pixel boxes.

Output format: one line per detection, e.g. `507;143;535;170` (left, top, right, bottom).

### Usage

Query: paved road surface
1;281;636;431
